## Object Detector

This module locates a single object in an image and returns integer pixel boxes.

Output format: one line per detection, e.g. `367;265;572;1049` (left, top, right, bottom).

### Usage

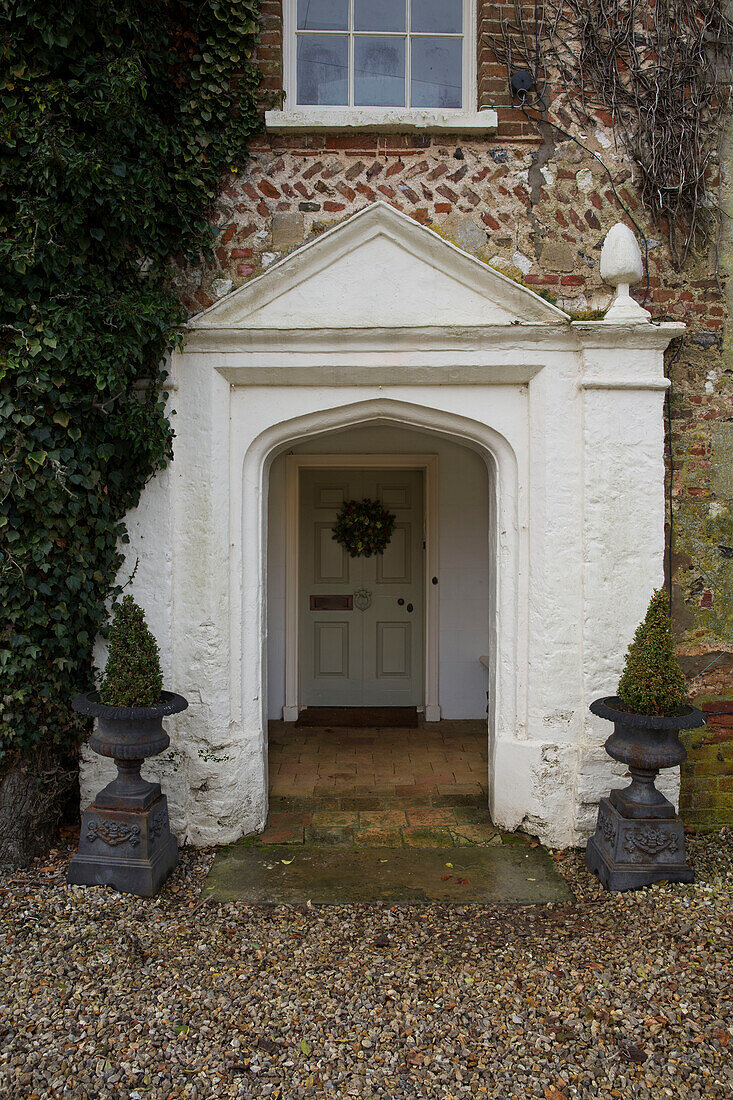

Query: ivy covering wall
0;0;261;767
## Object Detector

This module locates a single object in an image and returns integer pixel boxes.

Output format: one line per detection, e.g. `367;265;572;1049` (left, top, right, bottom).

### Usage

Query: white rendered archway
79;203;683;848
241;399;521;816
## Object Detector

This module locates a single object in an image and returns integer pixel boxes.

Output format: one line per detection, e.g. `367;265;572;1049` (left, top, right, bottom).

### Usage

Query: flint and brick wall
681;703;733;829
178;1;733;695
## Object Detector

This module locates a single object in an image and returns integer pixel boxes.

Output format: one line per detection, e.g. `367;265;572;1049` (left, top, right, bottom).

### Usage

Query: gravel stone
0;828;731;1098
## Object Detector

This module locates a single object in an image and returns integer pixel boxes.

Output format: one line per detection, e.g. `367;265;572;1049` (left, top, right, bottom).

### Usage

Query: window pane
411;37;461;107
411;0;462;35
297;35;348;104
354;37;406;106
354;0;406;33
297;0;348;31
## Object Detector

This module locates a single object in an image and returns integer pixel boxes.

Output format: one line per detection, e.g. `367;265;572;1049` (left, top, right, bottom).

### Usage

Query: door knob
397;598;405;606
406;603;413;613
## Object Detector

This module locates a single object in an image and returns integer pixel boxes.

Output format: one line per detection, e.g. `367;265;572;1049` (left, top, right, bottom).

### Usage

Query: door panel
314;523;348;583
299;466;424;707
376;621;411;678
313;621;350;678
376;524;410;583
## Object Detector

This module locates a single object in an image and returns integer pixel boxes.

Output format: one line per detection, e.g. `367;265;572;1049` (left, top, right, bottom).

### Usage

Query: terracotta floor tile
354;828;404;847
306;825;354;847
359;810;408;828
451;824;500;846
434;792;487;810
451;805;491;823
402;826;454;848
436;782;485;796
406;808;457;826
268;811;312;827
384;792;432;809
269;784;300;797
413;771;456;785
339;795;384;811
311;811;358;827
312;782;337;794
255;825;304;845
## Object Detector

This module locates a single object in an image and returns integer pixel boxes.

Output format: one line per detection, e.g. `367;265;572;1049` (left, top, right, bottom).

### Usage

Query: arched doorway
240;398;520;832
261;421;496;835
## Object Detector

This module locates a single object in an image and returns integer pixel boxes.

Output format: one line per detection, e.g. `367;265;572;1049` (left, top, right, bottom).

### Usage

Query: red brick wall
176;2;732;679
255;0;283;106
681;703;733;829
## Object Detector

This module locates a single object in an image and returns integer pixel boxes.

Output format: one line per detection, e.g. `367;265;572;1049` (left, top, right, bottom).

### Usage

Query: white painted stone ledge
265;107;499;133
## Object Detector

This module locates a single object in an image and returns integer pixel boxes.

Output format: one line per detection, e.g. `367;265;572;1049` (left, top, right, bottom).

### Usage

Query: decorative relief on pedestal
598;805;617;846
87;819;141;847
149;808;167;841
623;826;679;860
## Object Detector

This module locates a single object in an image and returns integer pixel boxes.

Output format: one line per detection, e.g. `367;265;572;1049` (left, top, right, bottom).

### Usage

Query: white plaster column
574;322;683;837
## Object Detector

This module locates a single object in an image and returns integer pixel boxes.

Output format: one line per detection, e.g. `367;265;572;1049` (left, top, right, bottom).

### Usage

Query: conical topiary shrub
616;589;689;716
98;595;163;707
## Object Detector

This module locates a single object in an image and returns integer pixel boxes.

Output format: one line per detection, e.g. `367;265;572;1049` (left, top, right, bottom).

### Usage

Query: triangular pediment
190;201;568;330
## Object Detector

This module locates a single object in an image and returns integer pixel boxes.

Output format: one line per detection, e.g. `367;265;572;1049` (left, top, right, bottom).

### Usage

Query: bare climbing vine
487;1;733;267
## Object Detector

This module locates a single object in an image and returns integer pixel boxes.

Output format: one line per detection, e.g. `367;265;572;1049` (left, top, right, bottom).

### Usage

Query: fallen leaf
456;877;470;885
281;858;294;865
300;1038;311;1055
619;1041;647;1064
713;1028;729;1045
544;1088;567;1100
441;874;453;881
445;862;453;868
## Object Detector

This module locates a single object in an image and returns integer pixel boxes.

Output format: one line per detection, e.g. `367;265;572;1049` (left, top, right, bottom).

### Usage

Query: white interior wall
266;424;491;719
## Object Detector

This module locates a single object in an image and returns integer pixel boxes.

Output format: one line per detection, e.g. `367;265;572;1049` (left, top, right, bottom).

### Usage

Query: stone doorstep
205;845;572;905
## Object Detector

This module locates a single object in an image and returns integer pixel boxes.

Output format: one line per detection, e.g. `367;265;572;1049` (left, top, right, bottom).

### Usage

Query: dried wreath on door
332;499;396;558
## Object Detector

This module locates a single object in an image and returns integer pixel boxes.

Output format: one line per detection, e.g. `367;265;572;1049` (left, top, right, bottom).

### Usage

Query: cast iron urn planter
68;691;188;896
585;696;704;891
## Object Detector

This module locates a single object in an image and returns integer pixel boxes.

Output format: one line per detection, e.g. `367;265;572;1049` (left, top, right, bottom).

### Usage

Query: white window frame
266;0;497;133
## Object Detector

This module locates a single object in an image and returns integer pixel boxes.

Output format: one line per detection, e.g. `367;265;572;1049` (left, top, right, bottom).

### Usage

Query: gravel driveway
1;830;731;1099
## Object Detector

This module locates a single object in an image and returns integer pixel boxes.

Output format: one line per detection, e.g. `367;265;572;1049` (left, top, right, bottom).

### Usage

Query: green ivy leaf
0;0;262;765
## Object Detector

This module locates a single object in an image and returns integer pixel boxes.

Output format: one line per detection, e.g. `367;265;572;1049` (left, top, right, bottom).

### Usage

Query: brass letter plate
310;595;353;611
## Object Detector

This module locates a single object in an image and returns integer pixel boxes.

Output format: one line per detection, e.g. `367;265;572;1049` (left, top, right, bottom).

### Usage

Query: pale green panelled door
299;468;424;707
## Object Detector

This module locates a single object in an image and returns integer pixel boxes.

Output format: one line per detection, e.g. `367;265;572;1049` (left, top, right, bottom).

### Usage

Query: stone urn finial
601;223;651;323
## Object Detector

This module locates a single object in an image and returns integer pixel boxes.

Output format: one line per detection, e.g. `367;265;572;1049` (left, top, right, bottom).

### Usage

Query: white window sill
264;107;498;134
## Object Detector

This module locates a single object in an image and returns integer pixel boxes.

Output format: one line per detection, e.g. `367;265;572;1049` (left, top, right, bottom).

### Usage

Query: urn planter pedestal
69;691;188;896
586;697;705;891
